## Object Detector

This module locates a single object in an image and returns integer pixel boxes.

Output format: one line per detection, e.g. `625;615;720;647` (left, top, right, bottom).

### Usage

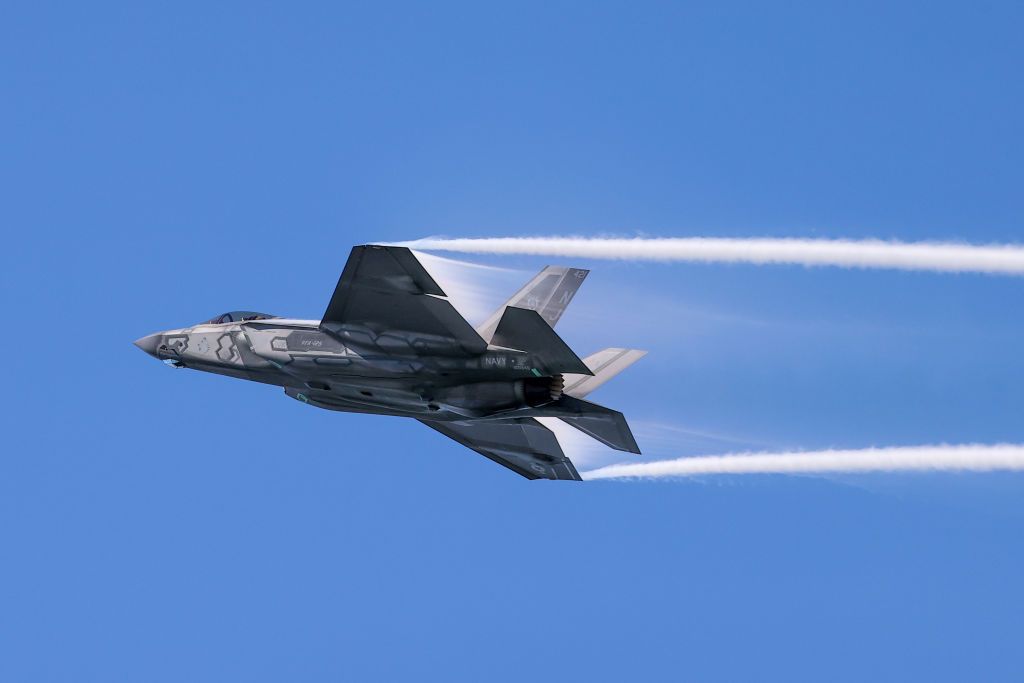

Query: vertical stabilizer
491;307;592;375
477;266;589;343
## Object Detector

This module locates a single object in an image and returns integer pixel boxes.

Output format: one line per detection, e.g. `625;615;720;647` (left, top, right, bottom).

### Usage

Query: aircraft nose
133;333;161;356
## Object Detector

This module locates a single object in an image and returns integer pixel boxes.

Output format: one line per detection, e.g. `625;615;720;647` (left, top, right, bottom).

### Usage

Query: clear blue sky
3;2;1023;680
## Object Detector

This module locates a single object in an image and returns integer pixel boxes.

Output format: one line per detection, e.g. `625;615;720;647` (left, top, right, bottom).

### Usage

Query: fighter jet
134;245;645;480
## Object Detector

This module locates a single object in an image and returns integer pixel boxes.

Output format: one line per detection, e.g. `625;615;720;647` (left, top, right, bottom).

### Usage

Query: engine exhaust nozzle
549;374;564;401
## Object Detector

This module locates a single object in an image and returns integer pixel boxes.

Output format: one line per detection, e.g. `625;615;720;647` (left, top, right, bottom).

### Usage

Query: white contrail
398;237;1024;275
582;444;1024;480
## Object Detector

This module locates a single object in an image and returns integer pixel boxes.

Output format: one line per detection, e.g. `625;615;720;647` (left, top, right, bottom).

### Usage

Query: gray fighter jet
134;245;645;480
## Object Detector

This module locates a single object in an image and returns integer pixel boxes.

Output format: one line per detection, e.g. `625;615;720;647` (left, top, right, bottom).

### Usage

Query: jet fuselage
135;318;560;421
134;244;644;481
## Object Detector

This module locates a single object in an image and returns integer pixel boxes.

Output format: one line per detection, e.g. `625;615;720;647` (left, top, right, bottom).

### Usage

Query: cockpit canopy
202;311;278;325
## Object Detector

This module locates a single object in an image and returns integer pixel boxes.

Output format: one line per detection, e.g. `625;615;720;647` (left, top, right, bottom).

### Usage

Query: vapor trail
398;237;1024;275
582;444;1024;480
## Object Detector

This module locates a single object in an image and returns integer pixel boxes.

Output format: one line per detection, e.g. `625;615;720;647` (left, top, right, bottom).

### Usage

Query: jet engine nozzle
549;374;565;402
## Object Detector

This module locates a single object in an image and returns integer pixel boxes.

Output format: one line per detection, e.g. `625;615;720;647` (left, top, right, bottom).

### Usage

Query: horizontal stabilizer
491;307;592;376
556;396;642;454
563;348;647;398
477;266;589;342
519;395;641;454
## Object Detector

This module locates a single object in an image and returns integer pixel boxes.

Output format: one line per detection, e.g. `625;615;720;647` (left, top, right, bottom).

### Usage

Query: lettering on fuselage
482;355;508;369
285;332;346;353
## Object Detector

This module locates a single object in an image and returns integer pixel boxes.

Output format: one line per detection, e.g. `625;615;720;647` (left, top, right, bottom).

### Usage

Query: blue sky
3;2;1023;680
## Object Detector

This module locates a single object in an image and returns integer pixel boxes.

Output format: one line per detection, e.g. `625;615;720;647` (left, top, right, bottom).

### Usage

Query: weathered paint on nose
133;333;161;356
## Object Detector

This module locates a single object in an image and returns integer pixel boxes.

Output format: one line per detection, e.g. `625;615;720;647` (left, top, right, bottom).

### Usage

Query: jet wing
320;245;487;355
419;418;583;481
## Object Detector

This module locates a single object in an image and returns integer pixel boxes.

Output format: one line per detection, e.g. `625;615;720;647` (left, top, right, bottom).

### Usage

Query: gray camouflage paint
135;245;645;480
